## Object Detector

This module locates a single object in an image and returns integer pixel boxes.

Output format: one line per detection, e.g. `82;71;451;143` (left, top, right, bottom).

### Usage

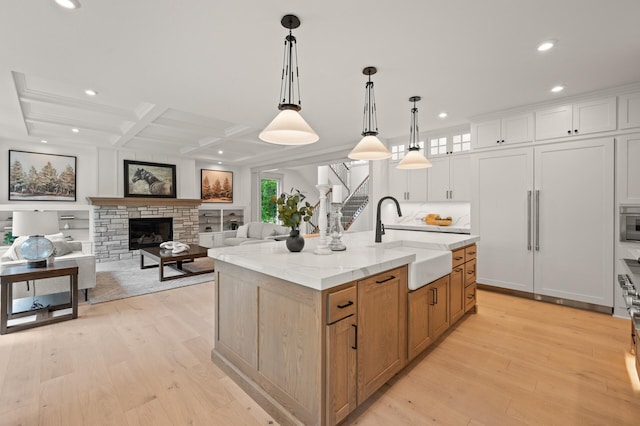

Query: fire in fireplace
129;218;173;250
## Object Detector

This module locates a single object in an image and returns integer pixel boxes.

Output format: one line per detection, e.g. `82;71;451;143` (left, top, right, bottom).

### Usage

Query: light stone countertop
386;223;471;234
208;230;479;291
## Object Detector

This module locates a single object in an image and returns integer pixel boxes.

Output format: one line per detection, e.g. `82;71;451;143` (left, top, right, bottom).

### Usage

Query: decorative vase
286;229;305;252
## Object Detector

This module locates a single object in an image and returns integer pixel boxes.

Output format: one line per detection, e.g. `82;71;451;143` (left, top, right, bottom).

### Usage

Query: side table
1;260;78;335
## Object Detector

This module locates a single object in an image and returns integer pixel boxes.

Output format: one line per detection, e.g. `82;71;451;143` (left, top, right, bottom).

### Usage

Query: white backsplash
380;201;471;229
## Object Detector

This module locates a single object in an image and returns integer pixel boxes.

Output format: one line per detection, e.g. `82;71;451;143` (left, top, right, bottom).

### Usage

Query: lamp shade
348;135;392;160
259;109;319;145
12;211;59;236
397;148;433;169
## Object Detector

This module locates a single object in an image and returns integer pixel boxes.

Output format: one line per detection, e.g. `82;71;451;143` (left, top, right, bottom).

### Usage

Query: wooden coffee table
140;245;214;282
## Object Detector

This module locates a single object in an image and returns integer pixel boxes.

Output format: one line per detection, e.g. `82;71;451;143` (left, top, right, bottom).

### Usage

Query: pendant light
259;15;319;145
348;67;392;160
397;96;432;169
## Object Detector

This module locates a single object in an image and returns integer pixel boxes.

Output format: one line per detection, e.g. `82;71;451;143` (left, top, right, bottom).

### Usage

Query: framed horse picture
201;169;233;203
124;160;176;198
8;150;77;201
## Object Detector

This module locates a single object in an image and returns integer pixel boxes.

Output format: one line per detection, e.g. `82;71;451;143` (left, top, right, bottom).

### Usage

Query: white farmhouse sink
376;240;452;290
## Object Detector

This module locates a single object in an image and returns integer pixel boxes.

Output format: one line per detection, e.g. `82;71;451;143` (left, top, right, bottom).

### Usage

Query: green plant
270;188;315;231
3;231;15;245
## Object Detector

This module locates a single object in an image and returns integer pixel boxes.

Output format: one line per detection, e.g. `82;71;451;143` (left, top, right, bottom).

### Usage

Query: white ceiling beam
111;104;168;148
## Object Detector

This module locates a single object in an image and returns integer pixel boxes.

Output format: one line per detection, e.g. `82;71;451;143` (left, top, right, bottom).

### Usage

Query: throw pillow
261;224;278;239
236;224;249;238
46;233;73;257
5;235;29;260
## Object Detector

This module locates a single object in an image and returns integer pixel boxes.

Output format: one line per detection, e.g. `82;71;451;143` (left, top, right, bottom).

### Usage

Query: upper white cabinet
427;155;471;201
471;113;534;149
388;165;427;202
535;97;616;140
617;133;640;204
619;92;640;130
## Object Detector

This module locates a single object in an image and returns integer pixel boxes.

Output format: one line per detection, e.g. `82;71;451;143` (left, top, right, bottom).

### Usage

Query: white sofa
223;222;290;246
0;239;96;300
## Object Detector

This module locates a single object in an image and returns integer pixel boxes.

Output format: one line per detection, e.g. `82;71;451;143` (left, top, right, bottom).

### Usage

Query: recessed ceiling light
218;161;222;165
71;128;79;133
55;0;81;9
537;40;556;52
41;140;48;144
218;150;223;154
84;89;97;96
551;85;565;93
438;112;448;119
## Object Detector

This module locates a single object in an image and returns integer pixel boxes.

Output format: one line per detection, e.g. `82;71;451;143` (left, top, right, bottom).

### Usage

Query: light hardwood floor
1;283;639;425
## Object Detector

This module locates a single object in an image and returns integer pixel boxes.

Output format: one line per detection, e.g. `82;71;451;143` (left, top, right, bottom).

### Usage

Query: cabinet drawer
464;244;477;261
465;283;477;312
452;248;465;267
464;258;476;286
327;286;357;324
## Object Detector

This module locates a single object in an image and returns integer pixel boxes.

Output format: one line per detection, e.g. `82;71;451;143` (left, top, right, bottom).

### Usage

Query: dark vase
286;229;305;252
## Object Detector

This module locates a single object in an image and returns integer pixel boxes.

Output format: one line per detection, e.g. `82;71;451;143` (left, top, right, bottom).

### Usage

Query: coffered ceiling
1;0;639;169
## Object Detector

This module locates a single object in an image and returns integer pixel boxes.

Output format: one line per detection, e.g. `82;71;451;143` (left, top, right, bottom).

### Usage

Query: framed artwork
124;160;176;198
201;169;233;203
8;150;77;201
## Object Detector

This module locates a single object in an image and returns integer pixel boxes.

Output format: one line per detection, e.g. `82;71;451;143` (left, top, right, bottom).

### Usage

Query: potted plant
270;188;315;252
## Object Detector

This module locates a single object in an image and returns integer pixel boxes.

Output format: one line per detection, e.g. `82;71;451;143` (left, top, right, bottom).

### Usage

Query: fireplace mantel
87;197;202;207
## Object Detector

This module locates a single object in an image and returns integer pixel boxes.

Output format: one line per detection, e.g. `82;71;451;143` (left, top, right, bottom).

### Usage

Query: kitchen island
208;230;479;426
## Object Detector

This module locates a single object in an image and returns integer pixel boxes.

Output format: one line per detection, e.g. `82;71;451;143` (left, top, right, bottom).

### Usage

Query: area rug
88;258;215;304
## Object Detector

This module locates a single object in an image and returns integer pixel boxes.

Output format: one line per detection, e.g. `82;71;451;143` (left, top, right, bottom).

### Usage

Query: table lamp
12;211;59;268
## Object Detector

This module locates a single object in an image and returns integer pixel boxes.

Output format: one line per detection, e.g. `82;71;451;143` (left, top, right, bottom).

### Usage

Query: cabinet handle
430;288;436;305
337;301;353;309
567;130;572;135
467;269;475;275
501;139;505;143
527;190;532;251
496;140;500;144
454;256;464;261
454;267;463;272
435;287;438;305
468;251;476;255
535;190;540;251
574;129;579;134
450;190;453;199
351;324;357;350
467;292;475;300
376;275;396;284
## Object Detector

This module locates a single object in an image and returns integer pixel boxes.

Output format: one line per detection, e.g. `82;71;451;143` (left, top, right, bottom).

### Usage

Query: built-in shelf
199;207;244;232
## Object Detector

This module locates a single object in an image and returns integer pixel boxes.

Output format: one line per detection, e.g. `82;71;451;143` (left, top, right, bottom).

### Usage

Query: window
430;137;448;156
260;178;279;223
452;132;471;153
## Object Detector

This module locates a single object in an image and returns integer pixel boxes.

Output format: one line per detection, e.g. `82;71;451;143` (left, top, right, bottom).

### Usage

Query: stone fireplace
87;197;200;263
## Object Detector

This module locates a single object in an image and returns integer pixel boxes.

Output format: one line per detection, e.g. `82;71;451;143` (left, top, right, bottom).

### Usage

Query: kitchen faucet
375;196;402;243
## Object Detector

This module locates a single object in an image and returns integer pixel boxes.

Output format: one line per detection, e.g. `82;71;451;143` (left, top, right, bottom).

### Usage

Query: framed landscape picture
201;169;233;203
8;150;77;201
124;160;176;198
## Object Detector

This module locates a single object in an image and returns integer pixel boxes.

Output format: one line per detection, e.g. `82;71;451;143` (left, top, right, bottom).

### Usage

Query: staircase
305;163;370;234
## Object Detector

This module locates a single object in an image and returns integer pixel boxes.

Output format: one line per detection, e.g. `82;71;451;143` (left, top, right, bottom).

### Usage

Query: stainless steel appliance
621;205;640;243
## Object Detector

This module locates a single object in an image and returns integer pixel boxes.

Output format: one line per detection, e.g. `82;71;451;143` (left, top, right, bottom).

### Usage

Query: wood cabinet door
471;147;534;292
572;97;616;135
357;266;407;404
472;119;501;149
427;157;451;202
533;138;614;306
535;104;572;140
326;315;357;426
449;266;465;324
429;276;450;339
617;133;640;204
619;92;640;130
407;284;432;361
450;154;471;201
501;113;534;145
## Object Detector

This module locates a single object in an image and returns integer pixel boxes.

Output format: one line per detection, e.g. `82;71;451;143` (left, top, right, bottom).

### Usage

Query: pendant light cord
279;27;301;109
362;73;379;136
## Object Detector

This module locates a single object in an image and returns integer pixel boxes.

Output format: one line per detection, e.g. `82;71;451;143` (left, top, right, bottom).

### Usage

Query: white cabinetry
535;97;616;140
388;166;427;201
471;113;533;149
472;138;614;307
619;92;640;130
427;155;471;201
617;133;640;204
